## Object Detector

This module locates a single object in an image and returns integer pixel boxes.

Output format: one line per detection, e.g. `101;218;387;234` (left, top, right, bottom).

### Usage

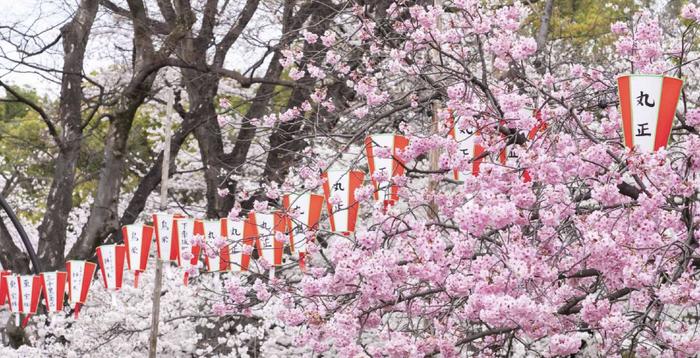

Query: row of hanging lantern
0;74;683;325
449;74;683;181
449;110;544;182
0;134;411;324
321;133;409;235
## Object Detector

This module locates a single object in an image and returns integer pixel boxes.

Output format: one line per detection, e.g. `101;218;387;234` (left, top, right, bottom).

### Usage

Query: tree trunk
178;0;260;219
36;138;82;269
1;203;32;348
35;0;99;271
186;76;224;218
68;100;146;260
218;52;285;211
262;5;337;184
0;220;30;274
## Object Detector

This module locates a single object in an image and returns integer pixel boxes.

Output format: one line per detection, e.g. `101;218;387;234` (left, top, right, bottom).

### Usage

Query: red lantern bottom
21;314;31;328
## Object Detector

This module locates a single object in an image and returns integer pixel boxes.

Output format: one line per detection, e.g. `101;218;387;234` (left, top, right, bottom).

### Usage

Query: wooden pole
148;88;174;357
427;0;443;220
427;101;440;220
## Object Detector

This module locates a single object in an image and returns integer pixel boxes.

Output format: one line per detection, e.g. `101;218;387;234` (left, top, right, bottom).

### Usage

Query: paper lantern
244;212;288;268
0;270;11;308
122;224;154;287
96;244;126;291
222;218;245;272
4;274;20;313
499;110;546;183
18;275;42;314
500;144;522;168
40;271;67;313
282;193;324;270
201;219;231;272
322;169;365;234
66;260;97;317
174;218;202;284
617;74;683;152
4;274;41;327
175;218;200;268
19;275;42;325
521;111;546;182
364;134;409;208
448;113;484;180
153;213;180;261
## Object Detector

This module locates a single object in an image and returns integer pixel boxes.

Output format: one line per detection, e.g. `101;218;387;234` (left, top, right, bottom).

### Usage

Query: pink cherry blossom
301;30;318;44
253;200;268;212
611;21;628;34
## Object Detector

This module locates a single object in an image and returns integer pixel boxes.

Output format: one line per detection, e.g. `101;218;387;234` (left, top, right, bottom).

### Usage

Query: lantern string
0;133;415;323
111;292;117;308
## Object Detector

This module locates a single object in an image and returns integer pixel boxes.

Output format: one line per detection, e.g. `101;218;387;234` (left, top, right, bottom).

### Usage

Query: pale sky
0;0;72;95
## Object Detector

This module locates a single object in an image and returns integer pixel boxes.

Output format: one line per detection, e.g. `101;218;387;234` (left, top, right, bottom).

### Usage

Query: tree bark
68;108;143;259
5;316;29;349
187;76;224;218
0;210;31;347
535;0;555;51
533;0;554;73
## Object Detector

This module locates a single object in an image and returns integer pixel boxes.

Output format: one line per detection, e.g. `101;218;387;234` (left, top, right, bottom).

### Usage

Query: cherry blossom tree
3;0;700;357
209;3;700;358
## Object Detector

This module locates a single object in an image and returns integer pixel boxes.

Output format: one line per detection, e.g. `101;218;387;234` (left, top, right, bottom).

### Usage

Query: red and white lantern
40;271;67;314
500;142;522;169
18;275;42;315
244;212;288;270
122;224;154;287
4;274;20;313
66;260;97;317
202;219;230;272
449;114;484;180
96;244;126;291
522;111;546;182
18;275;42;326
617;74;683;152
499;111;546;183
282;193;324;270
322;169;365;235
364;134;409;208
153;213;180;261
222;218;245;272
175;218;201;284
0;270;11;308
